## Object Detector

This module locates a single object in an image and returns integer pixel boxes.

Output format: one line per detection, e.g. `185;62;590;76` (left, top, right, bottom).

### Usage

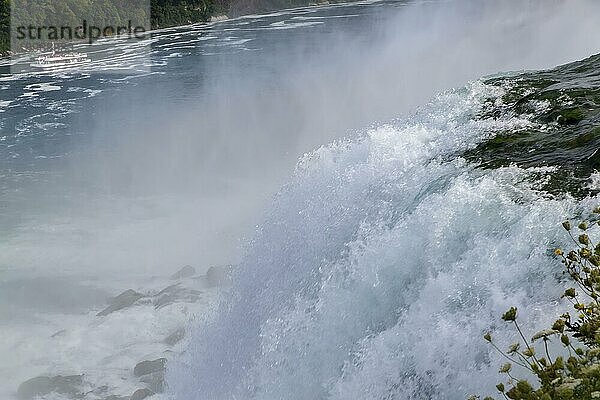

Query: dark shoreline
0;0;356;57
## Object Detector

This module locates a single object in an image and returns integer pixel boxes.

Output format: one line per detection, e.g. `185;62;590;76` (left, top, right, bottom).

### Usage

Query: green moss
478;132;534;149
464;53;600;199
556;108;586;125
566;128;600;149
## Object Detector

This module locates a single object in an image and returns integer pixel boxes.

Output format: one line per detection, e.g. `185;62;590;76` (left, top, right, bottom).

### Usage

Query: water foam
170;81;585;399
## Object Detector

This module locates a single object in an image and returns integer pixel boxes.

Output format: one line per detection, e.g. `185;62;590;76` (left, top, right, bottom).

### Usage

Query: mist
2;0;600;398
3;0;600;297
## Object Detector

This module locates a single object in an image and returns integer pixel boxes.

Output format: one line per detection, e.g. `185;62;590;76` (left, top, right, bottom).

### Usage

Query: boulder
97;289;144;316
163;327;185;346
170;265;196;280
131;388;154;400
17;375;84;400
139;371;164;393
134;358;166;377
134;358;166;393
152;284;201;309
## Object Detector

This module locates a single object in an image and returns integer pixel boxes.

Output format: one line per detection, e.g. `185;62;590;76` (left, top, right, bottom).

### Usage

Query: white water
170;80;598;399
3;0;600;399
166;1;600;398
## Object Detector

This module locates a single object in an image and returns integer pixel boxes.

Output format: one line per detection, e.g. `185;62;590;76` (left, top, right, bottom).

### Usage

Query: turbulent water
1;0;600;399
171;9;600;400
171;69;600;399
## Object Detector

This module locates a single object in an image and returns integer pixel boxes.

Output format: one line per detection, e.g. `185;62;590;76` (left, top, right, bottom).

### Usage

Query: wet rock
97;289;145;316
155;284;179;297
205;265;232;287
163;327;185;346
170;265;196;280
139;371;164;393
152;285;181;308
134;358;166;393
131;388;154;400
152;284;201;309
134;358;166;377
17;375;84;400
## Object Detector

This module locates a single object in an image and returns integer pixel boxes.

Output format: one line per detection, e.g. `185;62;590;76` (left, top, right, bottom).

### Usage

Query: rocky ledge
15;265;233;400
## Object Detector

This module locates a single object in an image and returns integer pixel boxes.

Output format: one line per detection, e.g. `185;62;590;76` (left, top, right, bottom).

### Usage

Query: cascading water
170;60;600;399
3;0;600;399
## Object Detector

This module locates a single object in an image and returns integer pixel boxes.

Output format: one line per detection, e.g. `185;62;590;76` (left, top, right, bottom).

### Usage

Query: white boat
30;51;91;70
